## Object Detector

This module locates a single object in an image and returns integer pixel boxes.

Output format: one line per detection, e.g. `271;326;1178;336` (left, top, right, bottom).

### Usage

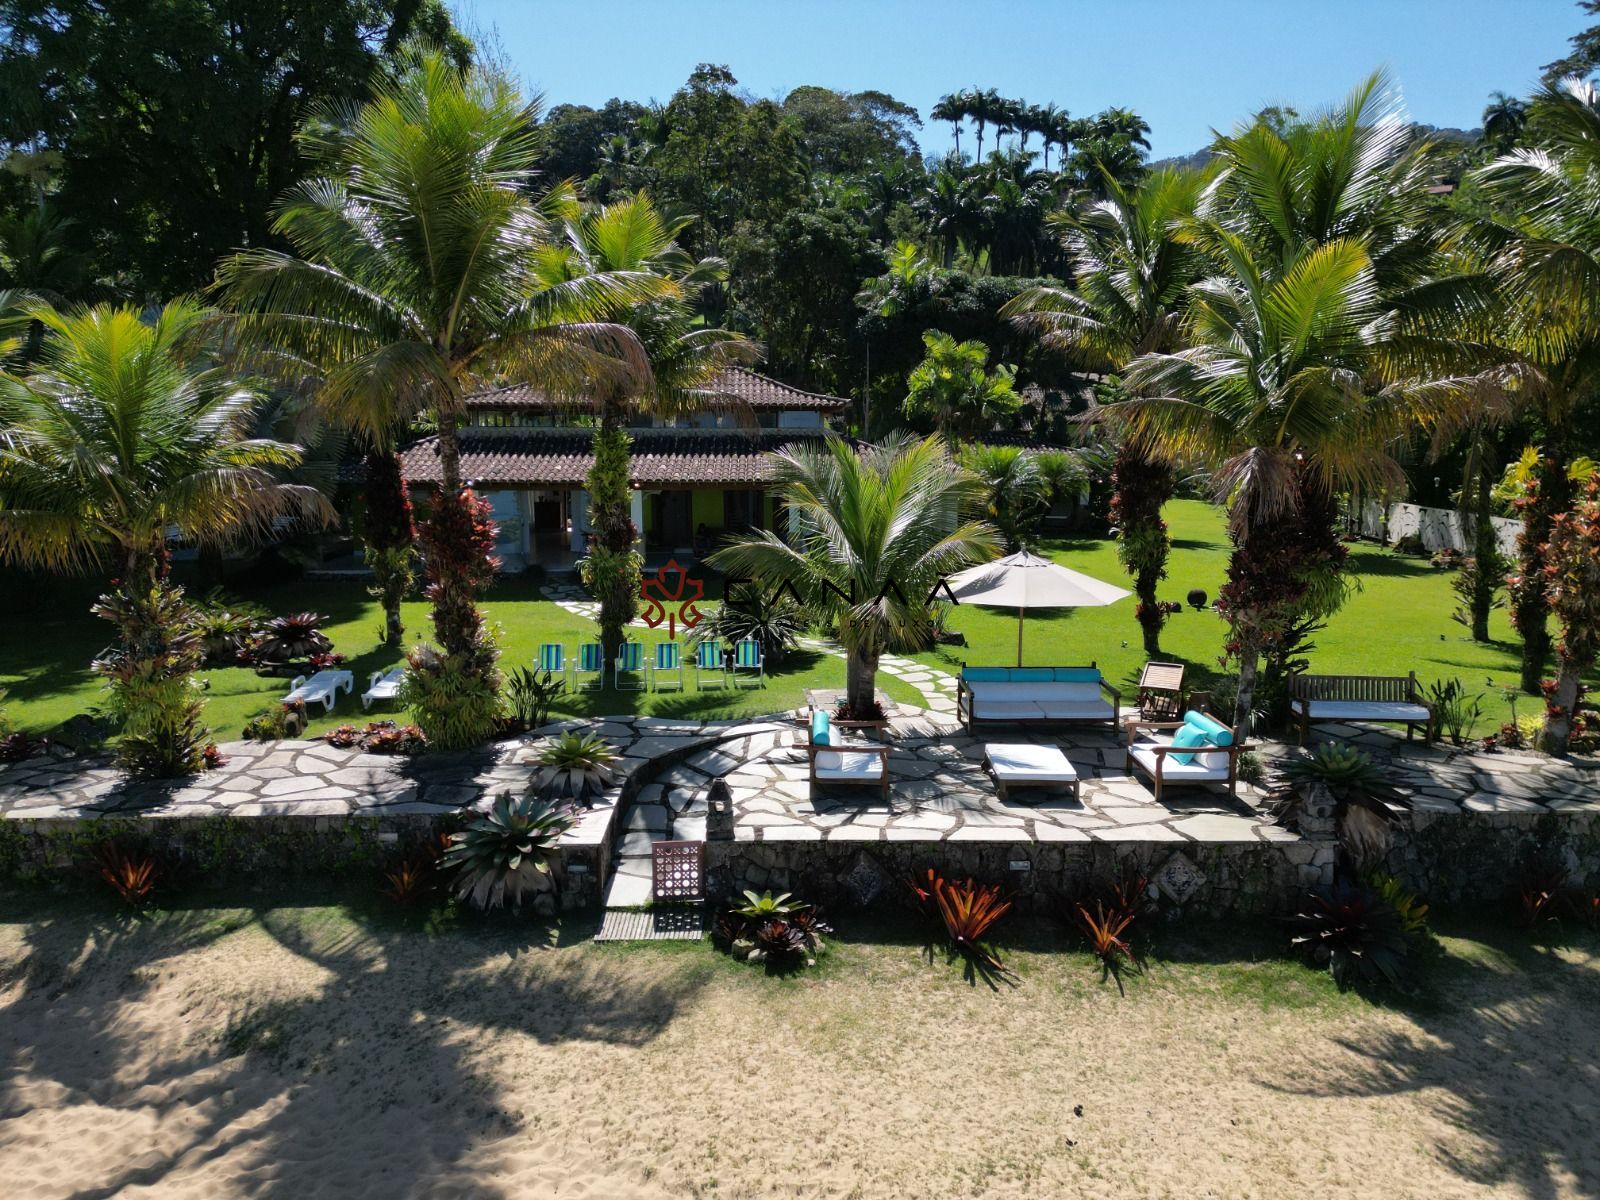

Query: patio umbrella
945;549;1132;666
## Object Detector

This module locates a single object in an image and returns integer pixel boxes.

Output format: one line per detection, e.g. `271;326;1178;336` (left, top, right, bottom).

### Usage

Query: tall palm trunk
1110;442;1174;657
1545;658;1584;755
363;449;416;647
1511;430;1571;693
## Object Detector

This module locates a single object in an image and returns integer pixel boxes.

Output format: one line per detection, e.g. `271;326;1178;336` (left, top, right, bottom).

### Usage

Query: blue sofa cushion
1183;710;1233;747
1170;722;1210;765
811;709;831;745
965;667;1010;683
1053;667;1101;683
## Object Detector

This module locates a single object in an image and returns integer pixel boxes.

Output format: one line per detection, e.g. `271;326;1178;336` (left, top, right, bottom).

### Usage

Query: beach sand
1;905;1596;1199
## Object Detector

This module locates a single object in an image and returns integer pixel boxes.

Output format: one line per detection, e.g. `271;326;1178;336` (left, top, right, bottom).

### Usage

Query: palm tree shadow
0;895;710;1200
1257;920;1600;1199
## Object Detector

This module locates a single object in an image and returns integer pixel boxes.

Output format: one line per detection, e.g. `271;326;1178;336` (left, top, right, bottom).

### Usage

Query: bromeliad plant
440;791;576;913
248;611;333;669
533;731;619;804
911;868;1015;982
97;846;158;908
714;890;831;968
1288;879;1420;992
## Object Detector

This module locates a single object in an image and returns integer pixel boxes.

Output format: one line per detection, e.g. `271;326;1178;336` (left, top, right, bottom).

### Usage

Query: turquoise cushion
811;709;831;745
1054;667;1100;683
1184;710;1233;747
1170;722;1210;765
965;668;1010;682
1012;668;1054;682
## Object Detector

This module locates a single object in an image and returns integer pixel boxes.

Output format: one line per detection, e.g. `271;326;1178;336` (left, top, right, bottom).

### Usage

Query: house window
725;489;763;532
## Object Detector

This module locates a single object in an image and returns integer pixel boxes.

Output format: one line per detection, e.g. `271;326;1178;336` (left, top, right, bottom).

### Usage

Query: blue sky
452;0;1582;159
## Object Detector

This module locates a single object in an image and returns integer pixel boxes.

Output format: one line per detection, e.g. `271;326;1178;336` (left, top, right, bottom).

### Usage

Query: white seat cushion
971;699;1047;719
986;743;1077;782
1299;700;1430;722
1130;744;1229;780
815;750;884;780
1036;700;1115;720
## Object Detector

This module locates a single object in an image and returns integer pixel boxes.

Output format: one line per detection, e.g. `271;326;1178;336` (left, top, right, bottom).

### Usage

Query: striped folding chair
613;640;646;691
731;637;764;688
575;642;605;690
537;643;569;689
694;640;728;689
649;641;684;692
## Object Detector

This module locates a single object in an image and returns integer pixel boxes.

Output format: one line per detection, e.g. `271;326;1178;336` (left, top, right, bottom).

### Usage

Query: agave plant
533;732;619;803
252;612;333;665
439;791;576;912
1288;880;1417;991
1280;743;1386;794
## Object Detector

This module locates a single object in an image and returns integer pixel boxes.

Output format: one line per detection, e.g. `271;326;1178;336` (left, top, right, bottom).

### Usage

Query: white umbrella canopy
946;549;1132;666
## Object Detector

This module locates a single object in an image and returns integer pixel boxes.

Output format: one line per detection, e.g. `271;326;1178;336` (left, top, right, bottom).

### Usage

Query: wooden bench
1288;673;1434;745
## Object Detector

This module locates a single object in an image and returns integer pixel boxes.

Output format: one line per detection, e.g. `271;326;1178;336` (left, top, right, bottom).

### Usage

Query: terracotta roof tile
400;428;831;489
465;366;848;413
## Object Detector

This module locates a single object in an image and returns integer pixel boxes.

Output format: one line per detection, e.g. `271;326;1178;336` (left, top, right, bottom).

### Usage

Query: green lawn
0;500;1546;740
916;499;1536;731
0;571;920;740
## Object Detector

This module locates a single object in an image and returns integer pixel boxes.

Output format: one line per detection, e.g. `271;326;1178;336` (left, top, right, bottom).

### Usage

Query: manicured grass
0;500;1555;740
0;569;920;739
915;499;1539;732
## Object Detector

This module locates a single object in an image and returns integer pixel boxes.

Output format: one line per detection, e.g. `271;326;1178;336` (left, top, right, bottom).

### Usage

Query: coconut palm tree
1451;77;1600;694
1114;74;1450;733
534;192;755;657
219;52;669;731
709;435;999;714
0;299;329;773
1004;167;1207;655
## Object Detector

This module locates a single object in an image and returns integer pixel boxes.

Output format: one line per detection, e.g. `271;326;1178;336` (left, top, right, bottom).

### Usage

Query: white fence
1356;501;1520;558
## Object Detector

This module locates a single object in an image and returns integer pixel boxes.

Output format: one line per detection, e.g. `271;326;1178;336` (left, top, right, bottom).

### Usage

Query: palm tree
1481;90;1529;153
1114;74;1449;733
1004;167;1207;655
931;93;966;160
1032;102;1065;170
220;52;668;729
0;300;329;773
1453;77;1600;694
961;444;1050;548
534;193;754;657
971;88;1002;161
710;435;999;713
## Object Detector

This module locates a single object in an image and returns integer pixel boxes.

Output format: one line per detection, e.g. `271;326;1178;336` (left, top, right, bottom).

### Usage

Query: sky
452;0;1583;160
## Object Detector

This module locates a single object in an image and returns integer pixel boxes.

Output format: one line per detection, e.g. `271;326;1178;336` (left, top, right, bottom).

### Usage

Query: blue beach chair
694;640;728;689
732;637;764;688
575;642;605;690
614;640;646;691
649;641;684;692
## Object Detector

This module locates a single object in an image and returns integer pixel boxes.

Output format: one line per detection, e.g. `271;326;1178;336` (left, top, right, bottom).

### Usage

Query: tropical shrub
911;868;1014;979
1366;872;1430;936
363;722;428;755
533;732;618;804
505;666;565;732
240;702;306;742
400;642;502;752
1288;880;1419;991
0;731;44;763
1540;478;1600;754
439;791;576;912
1426;678;1483;746
189;593;266;667
91;581;209;777
714;890;831;967
902;329;1021;441
689;592;806;667
1518;864;1568;930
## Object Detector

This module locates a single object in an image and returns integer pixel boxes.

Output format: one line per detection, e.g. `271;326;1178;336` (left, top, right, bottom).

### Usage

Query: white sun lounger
283;669;354;715
984;742;1080;802
361;668;405;711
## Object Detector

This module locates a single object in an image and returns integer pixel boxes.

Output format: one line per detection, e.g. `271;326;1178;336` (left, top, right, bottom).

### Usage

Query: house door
531;499;563;554
659;491;693;551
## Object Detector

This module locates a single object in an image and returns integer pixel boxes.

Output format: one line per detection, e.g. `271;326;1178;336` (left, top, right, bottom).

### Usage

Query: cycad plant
221;52;671;737
0;300;327;775
710;435;999;714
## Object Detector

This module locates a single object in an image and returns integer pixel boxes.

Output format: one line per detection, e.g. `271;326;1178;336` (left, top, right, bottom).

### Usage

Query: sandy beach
1;904;1596;1199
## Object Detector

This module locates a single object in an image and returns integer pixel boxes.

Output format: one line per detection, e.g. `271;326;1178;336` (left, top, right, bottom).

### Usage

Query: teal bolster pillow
811;709;831;745
1169;722;1210;765
1184;710;1233;747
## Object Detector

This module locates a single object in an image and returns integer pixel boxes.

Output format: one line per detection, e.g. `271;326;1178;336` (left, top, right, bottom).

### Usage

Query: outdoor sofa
956;664;1122;732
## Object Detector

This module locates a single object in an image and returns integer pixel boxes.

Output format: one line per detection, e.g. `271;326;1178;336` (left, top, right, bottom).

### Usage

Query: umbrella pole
1016;606;1025;667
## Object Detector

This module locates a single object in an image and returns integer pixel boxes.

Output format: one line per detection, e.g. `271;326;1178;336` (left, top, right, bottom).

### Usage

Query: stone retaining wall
1382;809;1600;904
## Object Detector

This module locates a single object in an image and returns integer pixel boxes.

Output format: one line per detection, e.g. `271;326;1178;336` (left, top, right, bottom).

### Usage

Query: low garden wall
1382;809;1600;904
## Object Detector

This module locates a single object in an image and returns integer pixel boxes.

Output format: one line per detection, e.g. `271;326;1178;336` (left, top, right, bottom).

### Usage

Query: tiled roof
464;366;848;413
400;427;831;488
